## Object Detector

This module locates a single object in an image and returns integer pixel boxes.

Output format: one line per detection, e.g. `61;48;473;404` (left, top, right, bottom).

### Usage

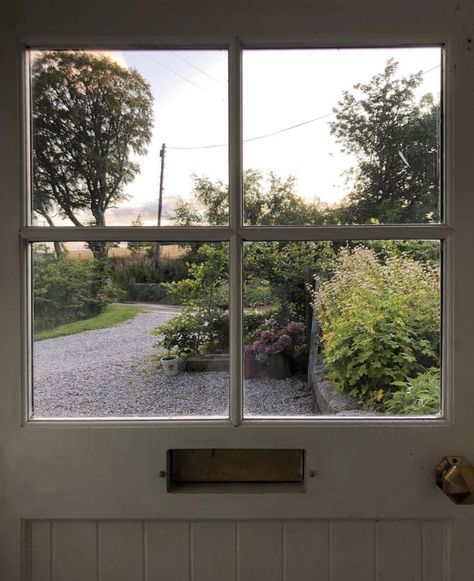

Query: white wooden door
2;0;474;579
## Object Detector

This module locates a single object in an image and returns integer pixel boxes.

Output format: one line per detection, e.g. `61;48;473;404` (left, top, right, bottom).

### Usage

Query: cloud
106;197;182;226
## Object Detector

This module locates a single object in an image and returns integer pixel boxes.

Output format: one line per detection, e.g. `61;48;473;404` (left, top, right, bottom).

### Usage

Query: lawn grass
34;304;141;341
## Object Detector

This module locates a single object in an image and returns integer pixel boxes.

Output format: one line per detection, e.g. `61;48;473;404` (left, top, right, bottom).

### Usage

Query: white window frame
20;37;453;428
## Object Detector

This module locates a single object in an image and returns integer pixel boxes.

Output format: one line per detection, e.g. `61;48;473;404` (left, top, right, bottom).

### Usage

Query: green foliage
243;309;279;338
153;308;229;356
32;51;154;259
153;308;279;358
34;304;139;341
109;254;187;301
163;244;228;309
385;369;440;415
366;239;440;266
330;59;440;224
315;247;440;410
244;241;335;323
34;254;118;330
172;169;325;227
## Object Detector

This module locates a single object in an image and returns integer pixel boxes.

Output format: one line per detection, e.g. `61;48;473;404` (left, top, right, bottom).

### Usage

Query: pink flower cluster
244;320;306;365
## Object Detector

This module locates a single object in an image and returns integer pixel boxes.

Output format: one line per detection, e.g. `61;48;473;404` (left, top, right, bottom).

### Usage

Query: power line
166;63;441;151
172;51;227;87
143;53;226;103
167;111;334;151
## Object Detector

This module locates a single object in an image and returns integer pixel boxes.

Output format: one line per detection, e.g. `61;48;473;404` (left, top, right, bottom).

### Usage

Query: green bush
153;308;229;356
34;254;117;330
385;369;440;415
153;308;280;357
315;247;440;410
163;243;228;308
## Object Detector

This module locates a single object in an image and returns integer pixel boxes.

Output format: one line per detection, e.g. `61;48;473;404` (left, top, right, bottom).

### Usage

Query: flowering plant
244;318;307;367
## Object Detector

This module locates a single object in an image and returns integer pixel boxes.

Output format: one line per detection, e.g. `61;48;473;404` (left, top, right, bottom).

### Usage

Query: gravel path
33;307;313;417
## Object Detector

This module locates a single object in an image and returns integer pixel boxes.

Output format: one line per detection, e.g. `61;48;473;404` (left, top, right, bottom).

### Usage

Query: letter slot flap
168;449;305;491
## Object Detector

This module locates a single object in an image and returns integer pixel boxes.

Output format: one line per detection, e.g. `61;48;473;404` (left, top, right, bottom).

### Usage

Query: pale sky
33;47;442;226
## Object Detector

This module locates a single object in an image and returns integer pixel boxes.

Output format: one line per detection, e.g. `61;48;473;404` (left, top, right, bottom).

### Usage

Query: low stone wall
311;364;358;414
310;364;382;416
186;354;229;372
127;282;166;302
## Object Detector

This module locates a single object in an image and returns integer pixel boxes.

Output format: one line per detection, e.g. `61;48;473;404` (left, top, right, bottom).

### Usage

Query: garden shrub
163;243;228;309
315;247;440;410
34;254;117;330
153;308;281;357
385;369;440;415
153;307;229;356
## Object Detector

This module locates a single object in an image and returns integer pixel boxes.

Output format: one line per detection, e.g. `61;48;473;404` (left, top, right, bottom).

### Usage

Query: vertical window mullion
229;38;243;426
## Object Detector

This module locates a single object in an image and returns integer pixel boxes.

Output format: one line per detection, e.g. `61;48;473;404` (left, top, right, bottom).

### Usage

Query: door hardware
435;456;474;504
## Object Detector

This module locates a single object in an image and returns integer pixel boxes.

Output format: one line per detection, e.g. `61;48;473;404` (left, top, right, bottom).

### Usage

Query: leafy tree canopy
330;59;440;224
173;169;326;226
32;51;154;258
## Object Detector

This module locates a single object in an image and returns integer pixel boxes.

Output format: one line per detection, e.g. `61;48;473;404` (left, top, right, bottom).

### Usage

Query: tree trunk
88;210;108;261
37;211;63;258
88;240;108;261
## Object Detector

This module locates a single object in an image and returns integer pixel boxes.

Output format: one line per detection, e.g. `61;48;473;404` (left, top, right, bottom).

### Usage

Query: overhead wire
155;60;442;151
143;53;226;104
171;51;227;87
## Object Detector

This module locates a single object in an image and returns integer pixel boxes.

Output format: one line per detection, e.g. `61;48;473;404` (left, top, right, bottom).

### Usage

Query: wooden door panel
331;521;376;581
27;519;449;581
285;521;329;581
98;522;144;581
53;522;97;581
146;522;190;581
192;522;236;581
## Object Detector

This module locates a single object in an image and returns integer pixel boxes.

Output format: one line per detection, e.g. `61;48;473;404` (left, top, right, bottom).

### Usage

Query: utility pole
155;143;166;269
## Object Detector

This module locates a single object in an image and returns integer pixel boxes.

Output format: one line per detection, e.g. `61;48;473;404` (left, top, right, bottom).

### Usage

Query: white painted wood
52;521;97;581
98;522;143;581
284;521;329;581
330;521;375;581
30;522;51;581
451;518;474;581
376;521;422;581
28;519;450;580
237;522;283;581
422;521;447;581
191;521;236;581
145;522;190;581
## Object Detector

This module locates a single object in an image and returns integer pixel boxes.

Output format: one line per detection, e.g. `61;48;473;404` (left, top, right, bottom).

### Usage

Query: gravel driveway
33;306;313;418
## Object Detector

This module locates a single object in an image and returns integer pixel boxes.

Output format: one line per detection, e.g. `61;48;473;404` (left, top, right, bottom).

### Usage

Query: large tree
32;51;154;259
329;59;440;224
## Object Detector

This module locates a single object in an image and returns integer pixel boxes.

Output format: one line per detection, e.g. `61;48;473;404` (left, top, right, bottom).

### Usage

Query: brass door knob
435;456;474;504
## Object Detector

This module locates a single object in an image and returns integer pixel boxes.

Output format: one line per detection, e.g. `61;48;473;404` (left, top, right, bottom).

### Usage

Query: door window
26;46;446;421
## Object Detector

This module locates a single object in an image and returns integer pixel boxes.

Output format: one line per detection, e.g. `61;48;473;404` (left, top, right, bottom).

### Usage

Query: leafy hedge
34;254;117;330
315;247;440;411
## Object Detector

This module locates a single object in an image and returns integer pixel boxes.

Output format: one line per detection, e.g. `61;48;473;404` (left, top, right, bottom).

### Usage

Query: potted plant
244;319;307;380
160;352;180;377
